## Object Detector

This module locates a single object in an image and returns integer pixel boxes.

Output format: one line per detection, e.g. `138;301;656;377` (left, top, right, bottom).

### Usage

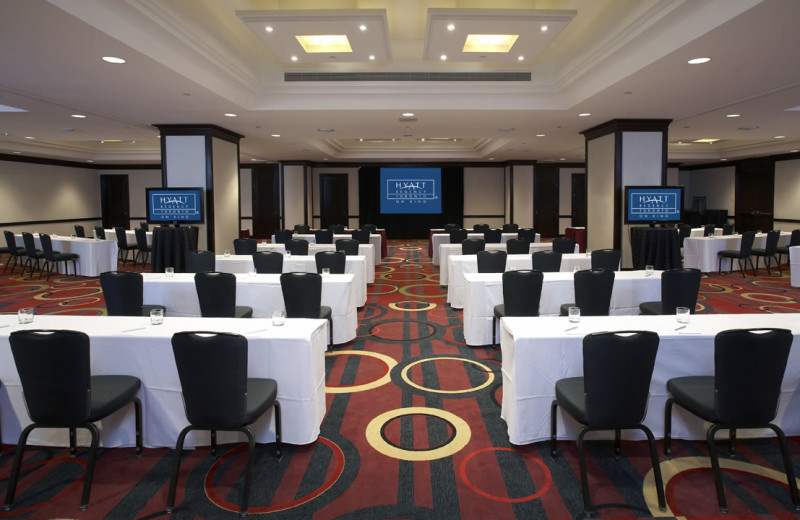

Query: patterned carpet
0;241;799;519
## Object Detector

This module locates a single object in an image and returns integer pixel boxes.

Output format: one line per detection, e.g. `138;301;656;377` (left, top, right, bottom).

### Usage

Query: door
571;173;587;227
252;164;281;238
100;174;129;229
533;165;559;237
320;174;349;228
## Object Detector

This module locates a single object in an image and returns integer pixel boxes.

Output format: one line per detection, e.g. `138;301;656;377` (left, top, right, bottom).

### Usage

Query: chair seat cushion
89;375;141;421
555;377;587;424
321;306;332;320
717;250;743;258
559;303;575;316
235;306;254;318
667;376;716;422
493;304;505;318
244;378;278;425
638;301;664;315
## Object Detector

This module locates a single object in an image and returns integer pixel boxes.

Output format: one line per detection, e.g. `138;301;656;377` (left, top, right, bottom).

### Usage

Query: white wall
120;169;162;224
586;133;616;253
774;158;800;232
463;166;505;229
680;166;735;216
512;164;534;228
211;138;240;254
283;164;307;230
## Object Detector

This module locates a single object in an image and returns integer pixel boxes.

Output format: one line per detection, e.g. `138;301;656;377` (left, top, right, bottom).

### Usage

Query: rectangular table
215;254;369;307
446;253;593;308
141;272;358;344
500;314;800;445
0;314;327;448
102;228;153;246
463;270;661;346
258;242;376;280
431;232;539;265
273;233;382;263
791;246;800;287
15;234;118;277
683;232;791;273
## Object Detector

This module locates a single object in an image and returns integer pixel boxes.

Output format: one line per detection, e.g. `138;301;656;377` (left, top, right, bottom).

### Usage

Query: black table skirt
630;227;681;270
151;226;198;273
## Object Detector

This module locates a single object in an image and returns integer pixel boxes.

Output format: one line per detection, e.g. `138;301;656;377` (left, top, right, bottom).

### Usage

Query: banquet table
0;314;327;448
683;232;791;273
102;228;153;246
629;227;682;270
141;272;357;344
15;234;118;277
258;242;376;276
215;254;369;307
689;227;723;237
500;314;800;445
791;246;800;287
430;232;539;265
463;270;661;346
272;233;382;263
446;253;593;308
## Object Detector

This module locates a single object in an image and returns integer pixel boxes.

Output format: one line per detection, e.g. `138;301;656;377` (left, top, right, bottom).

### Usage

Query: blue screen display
379;168;442;214
146;187;204;223
625;186;683;223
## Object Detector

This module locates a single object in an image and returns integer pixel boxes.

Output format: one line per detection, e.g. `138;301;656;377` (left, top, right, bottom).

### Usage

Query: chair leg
749;257;757;277
614;429;621;457
241;427;256;516
768;424;800;510
664;398;674;457
69;427;77;456
775;255;783;275
728;428;736;455
166;426;193;513
640;425;667;512
492;316;497;348
210;430;217;458
133;397;143;455
3;424;36;510
329;318;334;350
706;425;728;513
274;401;282;459
550;400;559;458
576;427;594;516
80;424;100;510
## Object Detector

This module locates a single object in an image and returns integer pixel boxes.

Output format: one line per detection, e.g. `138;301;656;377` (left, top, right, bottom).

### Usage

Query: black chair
590;249;621;270
74;224;86;238
517;228;536;241
750;229;782;275
351;229;370;244
639;268;702;315
252;251;283;274
280;272;333;349
449;229;467;244
717;230;756;277
678;224;692;247
94;226;106;240
167;331;281;516
293;224;311;234
315;250;346;274
335;238;360;256
21;232;45;277
39;233;79;280
776;229;800;267
140;222;149;232
551;331;665;515
185;250;215;273
472;223;490;232
286;238;310;255
664;328;798;513
559;268;615;317
492;270;543;347
704;223;716;237
194;272;253;318
328;224;346;235
552;237;576;254
362;224;377;233
443;223;461;232
133;228;152;265
274;229;293;244
315;229;334;244
115;227;138;265
4;330;142;511
531;250;562;272
3;230;27;274
461;238;485;255
502;223;519;232
483;228;502;244
233;238;257;255
721;223;733;235
477;250;507;273
100;271;166;316
505;238;530;255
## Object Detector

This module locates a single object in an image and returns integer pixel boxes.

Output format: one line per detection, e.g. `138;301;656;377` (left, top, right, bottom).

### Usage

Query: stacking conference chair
100;271;165;316
168;331;281;516
590;249;621;271
443;223;461;232
133;228;152;265
94;226;106;240
721;223;734;235
678;224;692;247
517;228;536;241
449;229;467;244
502;223;519;232
531;250;562;272
492;270;543;348
552;237;576;254
293;224;311;234
664;328;798;512
477;250;507;273
185;250;215;273
551;331;665;515
362;224;377;233
140;222;149;232
472;223;490;232
3;230;27;274
461;238;485;255
315;251;346;274
39;233;78;280
351;229;370;244
280;272;333;349
335;238;360;256
559;269;615;317
776;228;800;267
233;238;257;255
505;238;530;255
315;229;334;244
74;224;86;238
483;228;502;244
750;229;782;275
286;238;310;256
114;227;138;265
194;272;252;318
639;268;701;315
274;229;293;244
717;230;756;277
252;251;283;274
21;232;45;277
329;224;346;234
704;223;716;236
5;330;142;511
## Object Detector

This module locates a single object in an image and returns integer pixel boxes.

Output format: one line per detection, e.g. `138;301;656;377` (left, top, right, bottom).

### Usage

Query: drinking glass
165;267;174;277
676;306;690;324
568;306;580;323
248;267;257;277
224;249;230;258
272;309;286;326
645;265;654;276
150;308;164;325
18;307;34;324
322;267;330;277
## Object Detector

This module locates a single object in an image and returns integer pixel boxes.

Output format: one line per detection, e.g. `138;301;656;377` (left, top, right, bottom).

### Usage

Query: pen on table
120;326;147;333
564;326;578;332
674;325;686;331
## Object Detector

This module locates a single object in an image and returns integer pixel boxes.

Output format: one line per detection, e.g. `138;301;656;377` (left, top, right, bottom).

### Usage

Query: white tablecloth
446;253;593;308
215;254;369;307
791;246;800;287
431;232;539;265
500;314;800;445
463;270;661;346
102;228;153;246
683;232;791;273
141;272;357;344
0;314;327;448
15;234;118;277
258;242;376;280
272;234;382;263
689;227;723;237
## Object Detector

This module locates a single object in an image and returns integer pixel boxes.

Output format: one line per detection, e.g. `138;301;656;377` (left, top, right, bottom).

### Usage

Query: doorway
533;165;559;237
100;174;130;229
320;174;349;228
251;164;281;238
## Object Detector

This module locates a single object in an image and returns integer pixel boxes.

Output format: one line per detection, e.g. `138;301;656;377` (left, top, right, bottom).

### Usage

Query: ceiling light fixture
24;136;35;140
447;24;455;31
369;55;375;60
402;112;415;117
536;134;546;137
774;135;786;139
517;56;524;61
578;113;591;117
265;26;273;32
318;128;334;132
693;138;720;143
359;25;367;31
440;54;447;61
290;56;298;62
726;114;741;118
270;134;281;137
540;25;549;32
463;34;519;53
71;114;87;119
687;57;711;65
224;113;237;117
295;35;352;53
102;56;126;64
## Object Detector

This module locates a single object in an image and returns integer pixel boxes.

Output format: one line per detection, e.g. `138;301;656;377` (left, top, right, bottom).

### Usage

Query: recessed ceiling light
402;112;415;117
440;54;447;61
86;159;94;163
720;158;728;161
790;149;799;153
687;57;711;65
224;113;237;117
463;34;518;53
420;138;426;142
270;134;281;138
726;114;741;118
536;134;546;137
24;136;35;139
318;128;334;132
498;128;515;132
774;135;786;139
265;26;273;32
578;113;591;117
693;138;720;143
71;114;87;119
101;139;121;143
447;24;455;31
559;158;566;161
12;151;21;154
540;25;549;32
102;56;126;64
517;56;524;61
488;157;495;161
359;24;367;31
296;35;352;53
290;56;298;62
369;55;375;60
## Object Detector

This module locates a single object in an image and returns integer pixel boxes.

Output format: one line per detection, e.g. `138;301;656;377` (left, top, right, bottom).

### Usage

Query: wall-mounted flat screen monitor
379;167;442;214
146;187;204;223
625;185;684;224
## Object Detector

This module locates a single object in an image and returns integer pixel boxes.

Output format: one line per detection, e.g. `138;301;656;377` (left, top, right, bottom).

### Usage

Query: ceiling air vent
285;72;531;82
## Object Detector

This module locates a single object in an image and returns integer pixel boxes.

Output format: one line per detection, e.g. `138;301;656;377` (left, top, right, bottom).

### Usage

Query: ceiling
0;0;798;166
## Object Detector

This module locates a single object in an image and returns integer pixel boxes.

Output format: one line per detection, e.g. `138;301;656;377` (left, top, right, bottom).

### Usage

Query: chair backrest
502;223;519;232
294;224;311;234
21;232;38;256
10;329;92;424
473;223;490;232
722;223;733;235
483;228;502;244
134;227;149;250
315;251;346;274
505;238;530;255
531;250;562;272
335;238;360;256
591;249;621;271
185;250;215;273
315;229;334;244
140;221;149;231
517;228;536;241
660;268;701;315
477;250;507;273
501;270;543;317
738;230;756;256
552;237;576;254
171;331;248;429
274;229;293;244
449;229;467;243
233;238;257;255
280;272;323;318
714;328;792;424
252;251;283;274
351;229;370;244
790;229;800;247
582;331;659;428
574;268;616;316
100;271;145;315
286;238;310;255
362;224;377;233
94;226;106;239
762;230;780;254
74;224;86;237
443;223;461;232
39;233;57;261
329;224;346;234
194;272;238;317
4;230;18;251
461;238;485;255
114;226;129;247
678;224;692;246
704;223;716;236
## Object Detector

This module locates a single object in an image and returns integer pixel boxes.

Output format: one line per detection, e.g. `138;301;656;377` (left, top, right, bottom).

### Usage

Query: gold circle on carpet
398;246;422;251
399;284;447;299
325;350;397;393
388;300;436;312
739;292;796;304
381;257;405;264
367;283;400;295
365;406;471;461
401;357;494;394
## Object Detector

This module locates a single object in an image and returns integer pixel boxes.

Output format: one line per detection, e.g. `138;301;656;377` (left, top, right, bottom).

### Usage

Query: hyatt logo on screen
385;179;438;204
